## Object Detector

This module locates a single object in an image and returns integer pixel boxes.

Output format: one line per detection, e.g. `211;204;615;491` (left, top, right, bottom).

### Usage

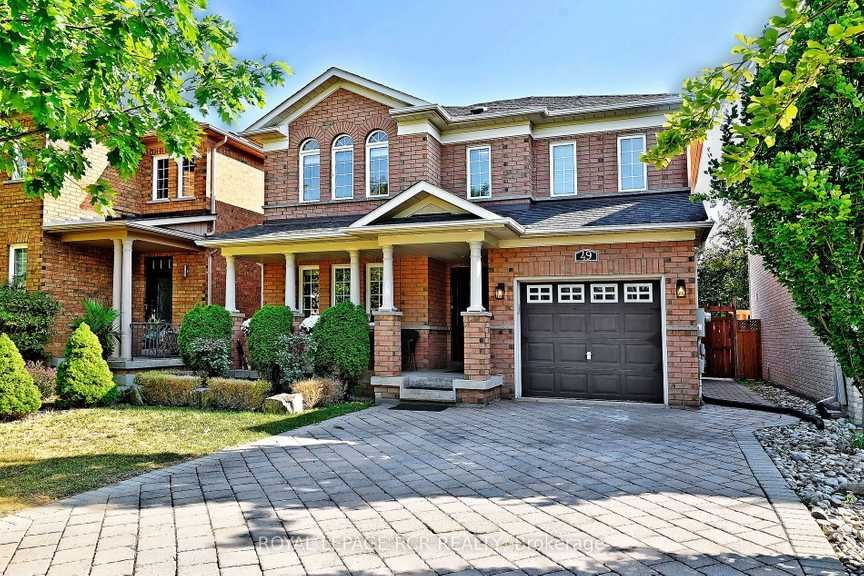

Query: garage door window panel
591;284;619;303
558;284;584;303
624;283;653;303
526;285;553;303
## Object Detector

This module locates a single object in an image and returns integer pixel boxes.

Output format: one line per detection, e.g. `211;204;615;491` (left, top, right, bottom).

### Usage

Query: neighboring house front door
144;256;173;323
450;267;470;363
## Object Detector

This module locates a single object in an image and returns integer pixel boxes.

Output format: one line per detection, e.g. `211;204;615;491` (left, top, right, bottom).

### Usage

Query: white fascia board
533;113;668;139
345;218;524;236
129;215;216;227
396;119;441;142
197;230;349;248
440;123;531;144
520;220;714;237
44;220;202;242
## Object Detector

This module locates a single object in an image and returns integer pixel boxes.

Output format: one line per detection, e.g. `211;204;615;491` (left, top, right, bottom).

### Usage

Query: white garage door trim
513;274;669;406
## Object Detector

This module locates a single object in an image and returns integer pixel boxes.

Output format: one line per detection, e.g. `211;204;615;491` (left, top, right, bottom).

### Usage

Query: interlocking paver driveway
0;402;839;576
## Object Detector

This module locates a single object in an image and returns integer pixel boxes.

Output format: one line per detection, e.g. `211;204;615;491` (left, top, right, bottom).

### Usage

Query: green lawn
0;402;369;515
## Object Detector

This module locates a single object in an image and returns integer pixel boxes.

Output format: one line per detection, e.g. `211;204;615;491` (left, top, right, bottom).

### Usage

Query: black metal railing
131;322;180;358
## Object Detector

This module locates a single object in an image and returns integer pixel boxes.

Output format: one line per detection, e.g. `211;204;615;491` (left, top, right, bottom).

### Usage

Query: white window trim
466;144;492;200
298;139;321;203
7;243;27;285
617;134;648;192
365;262;383;314
298;264;320;316
7;144;26;183
151;155;171;201
331;263;352;306
526;284;553;303
330;135;354;200
549;141;577;197
177;158;193;198
365;131;390;198
557;284;584;303
591;283;619;303
624;282;653;303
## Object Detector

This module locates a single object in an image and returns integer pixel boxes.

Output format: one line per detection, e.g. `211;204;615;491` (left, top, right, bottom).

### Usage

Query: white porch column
111;239;122;358
120;238;134;360
381;245;395;311
284;253;297;312
349;250;360;306
467;240;485;312
225;254;237;312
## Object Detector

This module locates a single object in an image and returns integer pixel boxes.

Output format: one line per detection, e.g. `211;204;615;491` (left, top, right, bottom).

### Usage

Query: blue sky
206;0;779;131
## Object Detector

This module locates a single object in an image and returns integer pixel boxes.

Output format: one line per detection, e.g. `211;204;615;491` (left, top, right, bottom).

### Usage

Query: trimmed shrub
321;378;347;406
25;361;56;400
202;378;271;411
187;338;230;380
135;371;201;407
312;302;370;384
178;305;232;365
290;376;342;409
248;305;294;376
0;333;41;419
71;300;118;359
56;323;118;407
0;285;60;360
274;332;317;389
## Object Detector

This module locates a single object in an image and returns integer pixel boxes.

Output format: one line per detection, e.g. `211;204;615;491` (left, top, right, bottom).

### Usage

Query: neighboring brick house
0;125;264;365
202;67;711;407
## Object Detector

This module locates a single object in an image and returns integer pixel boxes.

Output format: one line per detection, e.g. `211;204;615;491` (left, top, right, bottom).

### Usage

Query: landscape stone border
735;429;847;576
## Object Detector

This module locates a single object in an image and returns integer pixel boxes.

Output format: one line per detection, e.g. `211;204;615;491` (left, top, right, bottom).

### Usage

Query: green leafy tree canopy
0;0;290;210
697;209;750;308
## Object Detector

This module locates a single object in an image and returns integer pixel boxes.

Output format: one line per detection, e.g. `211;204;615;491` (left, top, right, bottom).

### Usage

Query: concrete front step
400;386;456;402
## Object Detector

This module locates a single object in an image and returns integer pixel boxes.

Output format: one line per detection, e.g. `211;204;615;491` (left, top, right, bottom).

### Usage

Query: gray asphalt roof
443;94;678;117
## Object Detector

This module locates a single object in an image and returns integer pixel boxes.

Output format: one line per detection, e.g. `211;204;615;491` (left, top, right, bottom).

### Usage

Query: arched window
299;138;320;202
331;135;354;200
366;130;389;197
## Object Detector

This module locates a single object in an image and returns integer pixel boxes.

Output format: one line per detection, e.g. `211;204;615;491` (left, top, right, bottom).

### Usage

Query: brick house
0;124;264;370
202;67;712;407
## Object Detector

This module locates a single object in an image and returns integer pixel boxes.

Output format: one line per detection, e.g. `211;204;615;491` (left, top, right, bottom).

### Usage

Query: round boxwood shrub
247;305;294;375
0;333;41;419
57;323;118;407
312;302;370;384
178;304;232;365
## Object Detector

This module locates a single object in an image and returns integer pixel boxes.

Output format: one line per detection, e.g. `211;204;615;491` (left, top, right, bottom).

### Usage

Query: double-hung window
331;135;354;200
9;145;26;181
366;263;383;314
366;131;389;197
299;266;320;317
550;142;576;196
467;145;491;199
152;156;170;200
332;264;352;305
299;139;321;202
618;134;647;192
178;158;195;198
8;244;27;287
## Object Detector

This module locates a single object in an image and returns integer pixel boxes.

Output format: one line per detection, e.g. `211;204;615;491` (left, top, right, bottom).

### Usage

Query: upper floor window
366;130;389;197
618;134;647;192
8;244;27;287
550;142;576;197
467;145;491;199
178;158;195;198
152;155;170;200
331;135;354;200
8;145;26;182
299;139;321;202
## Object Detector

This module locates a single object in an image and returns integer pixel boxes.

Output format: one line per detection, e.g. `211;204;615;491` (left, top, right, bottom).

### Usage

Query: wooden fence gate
735;319;762;380
703;305;762;379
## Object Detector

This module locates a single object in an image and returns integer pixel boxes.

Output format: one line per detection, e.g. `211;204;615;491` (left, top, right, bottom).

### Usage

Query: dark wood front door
450;267;470;363
144;256;173;323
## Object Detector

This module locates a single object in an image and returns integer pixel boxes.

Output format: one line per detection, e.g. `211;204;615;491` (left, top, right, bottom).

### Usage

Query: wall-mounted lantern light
495;283;505;300
676;279;687;298
182;264;189;279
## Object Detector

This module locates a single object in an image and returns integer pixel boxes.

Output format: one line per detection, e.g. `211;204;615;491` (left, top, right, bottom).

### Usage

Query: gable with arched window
331;135;354;200
298;138;321;202
366;130;389;197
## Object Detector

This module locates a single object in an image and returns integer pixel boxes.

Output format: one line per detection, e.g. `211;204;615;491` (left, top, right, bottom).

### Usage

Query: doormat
390;402;450;412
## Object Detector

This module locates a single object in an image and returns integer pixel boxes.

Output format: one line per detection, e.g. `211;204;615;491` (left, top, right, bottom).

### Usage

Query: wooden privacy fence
703;306;762;379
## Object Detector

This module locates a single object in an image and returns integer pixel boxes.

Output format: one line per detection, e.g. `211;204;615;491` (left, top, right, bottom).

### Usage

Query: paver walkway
0;402;844;576
701;379;775;408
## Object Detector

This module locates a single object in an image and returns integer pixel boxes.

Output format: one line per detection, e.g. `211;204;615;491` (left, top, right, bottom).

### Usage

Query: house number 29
575;249;599;262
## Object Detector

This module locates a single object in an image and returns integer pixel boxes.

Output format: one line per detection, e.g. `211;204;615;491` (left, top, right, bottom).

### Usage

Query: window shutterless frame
331;264;352;306
549;141;577;197
366;262;384;314
298;139;321;203
330;135;354;200
466;144;492;199
7;243;27;285
177;158;195;198
298;265;320;317
365;130;389;198
151;155;171;200
616;134;648;192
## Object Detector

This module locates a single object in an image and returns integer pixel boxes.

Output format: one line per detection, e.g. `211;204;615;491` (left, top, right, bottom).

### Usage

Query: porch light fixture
495;283;505;300
182;264;189;279
676;279;687;298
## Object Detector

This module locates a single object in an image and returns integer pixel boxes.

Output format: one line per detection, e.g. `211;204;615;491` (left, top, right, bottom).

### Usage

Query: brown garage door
520;280;662;402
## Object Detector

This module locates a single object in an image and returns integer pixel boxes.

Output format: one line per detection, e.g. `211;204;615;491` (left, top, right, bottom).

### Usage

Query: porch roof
43;219;202;250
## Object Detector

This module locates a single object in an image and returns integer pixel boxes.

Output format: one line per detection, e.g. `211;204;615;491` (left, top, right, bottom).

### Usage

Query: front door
450;267;470;363
144;256;173;323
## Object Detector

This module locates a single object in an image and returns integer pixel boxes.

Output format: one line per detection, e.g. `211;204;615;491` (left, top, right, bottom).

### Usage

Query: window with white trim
299;266;320;317
331;135;354;200
178;158;195;198
9;145;26;181
467;145;491;199
624;283;653;303
366;263;383;313
8;244;27;287
591;283;619;303
152;156;170;200
299;139;321;202
366;131;389;197
557;284;584;303
526;285;553;303
550;142;576;196
618;135;647;192
332;264;352;305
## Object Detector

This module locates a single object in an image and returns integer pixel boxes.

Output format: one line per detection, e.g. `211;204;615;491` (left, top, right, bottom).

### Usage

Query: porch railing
131;322;180;358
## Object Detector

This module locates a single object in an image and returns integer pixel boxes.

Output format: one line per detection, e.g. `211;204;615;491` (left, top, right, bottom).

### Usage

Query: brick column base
667;329;700;408
462;311;492;380
373;311;402;377
230;311;246;370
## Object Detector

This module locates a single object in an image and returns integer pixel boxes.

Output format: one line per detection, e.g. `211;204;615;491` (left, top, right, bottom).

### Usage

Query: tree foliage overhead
648;0;864;389
697;209;750;308
0;0;290;210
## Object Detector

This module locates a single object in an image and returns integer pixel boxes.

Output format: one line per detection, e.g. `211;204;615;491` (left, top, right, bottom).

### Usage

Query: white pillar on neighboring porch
467;240;485;312
284;252;297;312
349;250;360;306
111;239;122;358
381;245;395;311
225;255;237;312
120;239;134;360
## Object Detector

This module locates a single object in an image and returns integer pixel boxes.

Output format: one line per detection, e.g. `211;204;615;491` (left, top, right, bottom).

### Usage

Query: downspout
206;135;229;305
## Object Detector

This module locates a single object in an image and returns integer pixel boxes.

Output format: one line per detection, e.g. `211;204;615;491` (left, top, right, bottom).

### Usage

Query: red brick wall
211;201;264;319
0;182;44;291
441;136;534;200
487;240;699;406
